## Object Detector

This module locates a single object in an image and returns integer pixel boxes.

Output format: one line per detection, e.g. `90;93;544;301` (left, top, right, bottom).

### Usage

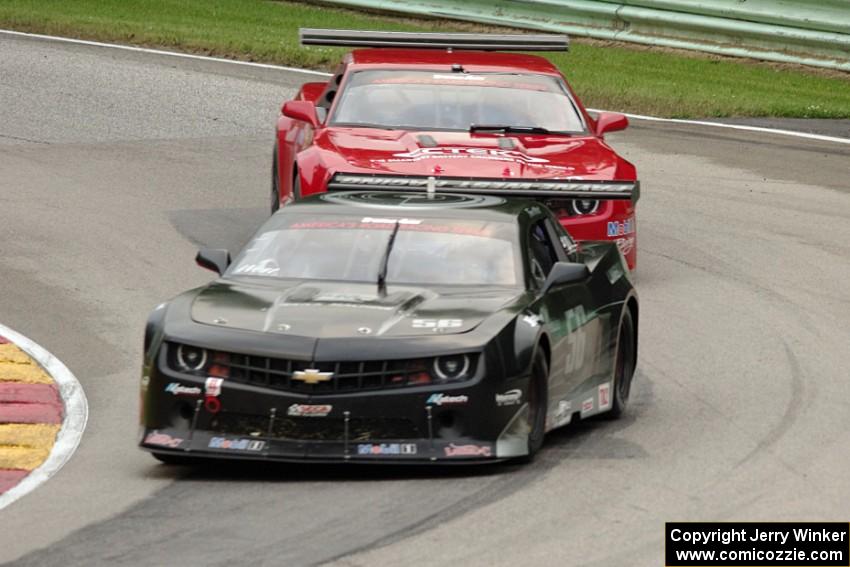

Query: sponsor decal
389;147;550;165
521;314;542;328
444;443;492;457
165;382;202;396
144;431;183;449
581;397;594;415
606;218;635;238
427;393;469;406
598;382;612;411
331;175;633;194
289;219;492;238
401;443;418;455
495;389;522;406
208;437;265;452
551;399;573;429
412;319;463;330
615;236;635;257
314;292;370;303
361;217;421;225
205;377;223;397
292;369;333;385
557;400;571;419
287;404;332;417
432;73;485;81
204;377;224;414
234;263;279;276
356;443;417;456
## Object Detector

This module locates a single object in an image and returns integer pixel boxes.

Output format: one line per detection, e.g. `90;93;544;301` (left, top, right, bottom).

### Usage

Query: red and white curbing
0;323;88;510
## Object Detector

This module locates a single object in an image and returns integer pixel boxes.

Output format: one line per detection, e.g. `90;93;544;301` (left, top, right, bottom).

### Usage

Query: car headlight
176;344;208;371
570;199;600;215
433;354;471;382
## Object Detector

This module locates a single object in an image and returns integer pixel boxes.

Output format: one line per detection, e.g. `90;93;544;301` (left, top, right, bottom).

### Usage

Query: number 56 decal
412;319;463;330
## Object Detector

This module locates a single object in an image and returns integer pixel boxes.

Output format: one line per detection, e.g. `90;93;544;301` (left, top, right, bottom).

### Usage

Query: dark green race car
140;187;638;463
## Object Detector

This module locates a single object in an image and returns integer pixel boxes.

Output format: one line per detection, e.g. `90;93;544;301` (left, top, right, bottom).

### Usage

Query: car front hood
316;128;623;179
190;280;522;339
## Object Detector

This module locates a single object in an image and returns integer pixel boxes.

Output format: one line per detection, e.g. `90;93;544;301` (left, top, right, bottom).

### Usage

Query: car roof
277;191;542;222
347;49;562;75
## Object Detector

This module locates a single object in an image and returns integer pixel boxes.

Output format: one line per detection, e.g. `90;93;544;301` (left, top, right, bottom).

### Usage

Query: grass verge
1;0;849;118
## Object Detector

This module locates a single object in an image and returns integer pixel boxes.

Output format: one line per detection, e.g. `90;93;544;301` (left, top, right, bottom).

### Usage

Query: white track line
588;109;850;145
0;324;88;510
2;28;849;146
0;29;330;77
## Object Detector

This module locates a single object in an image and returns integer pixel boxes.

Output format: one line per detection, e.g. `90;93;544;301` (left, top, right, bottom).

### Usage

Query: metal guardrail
318;0;850;71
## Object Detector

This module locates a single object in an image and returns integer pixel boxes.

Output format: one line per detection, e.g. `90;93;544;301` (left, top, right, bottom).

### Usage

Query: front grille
225;356;433;393
210;412;421;441
167;343;477;394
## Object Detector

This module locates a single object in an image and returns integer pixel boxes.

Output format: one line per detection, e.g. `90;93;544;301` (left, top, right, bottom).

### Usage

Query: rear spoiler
328;174;639;203
300;28;569;52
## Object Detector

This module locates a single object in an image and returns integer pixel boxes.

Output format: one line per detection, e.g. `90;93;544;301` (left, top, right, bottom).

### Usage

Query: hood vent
417;134;439;148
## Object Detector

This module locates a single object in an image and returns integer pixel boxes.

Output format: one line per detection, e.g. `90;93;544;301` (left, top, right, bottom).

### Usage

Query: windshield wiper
470;124;553;135
377;221;400;297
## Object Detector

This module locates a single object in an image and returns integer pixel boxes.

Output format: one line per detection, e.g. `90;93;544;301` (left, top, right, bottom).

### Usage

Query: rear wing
327;174;639;203
300;28;569;52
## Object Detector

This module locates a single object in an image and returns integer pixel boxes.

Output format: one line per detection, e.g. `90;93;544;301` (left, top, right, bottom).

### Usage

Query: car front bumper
139;360;531;464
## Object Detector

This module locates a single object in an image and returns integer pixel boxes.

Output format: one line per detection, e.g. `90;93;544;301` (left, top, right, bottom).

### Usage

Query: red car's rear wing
327;174;639;203
300;28;569;52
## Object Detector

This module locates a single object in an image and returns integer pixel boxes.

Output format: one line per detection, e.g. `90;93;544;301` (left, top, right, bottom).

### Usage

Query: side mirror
282;100;319;128
542;262;589;293
594;112;628;137
196;249;231;275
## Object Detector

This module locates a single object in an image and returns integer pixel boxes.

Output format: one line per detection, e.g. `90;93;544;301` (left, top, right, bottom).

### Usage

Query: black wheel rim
616;324;633;402
271;152;280;212
527;366;539;432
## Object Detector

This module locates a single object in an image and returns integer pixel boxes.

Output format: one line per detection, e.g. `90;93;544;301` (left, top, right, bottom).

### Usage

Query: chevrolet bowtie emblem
292;368;334;384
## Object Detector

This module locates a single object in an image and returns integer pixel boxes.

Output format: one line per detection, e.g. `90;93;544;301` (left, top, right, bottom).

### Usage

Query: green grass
2;0;849;118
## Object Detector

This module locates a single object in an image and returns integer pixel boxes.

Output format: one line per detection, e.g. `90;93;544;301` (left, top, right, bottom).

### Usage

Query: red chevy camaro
273;30;639;268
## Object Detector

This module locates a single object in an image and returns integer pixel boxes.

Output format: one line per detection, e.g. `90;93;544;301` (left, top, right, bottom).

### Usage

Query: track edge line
2;28;850;145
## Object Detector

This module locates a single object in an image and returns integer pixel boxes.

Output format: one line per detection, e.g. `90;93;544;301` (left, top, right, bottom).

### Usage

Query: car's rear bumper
560;200;636;269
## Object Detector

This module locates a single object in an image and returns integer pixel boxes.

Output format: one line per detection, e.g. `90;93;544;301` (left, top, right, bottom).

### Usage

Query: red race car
273;29;639;268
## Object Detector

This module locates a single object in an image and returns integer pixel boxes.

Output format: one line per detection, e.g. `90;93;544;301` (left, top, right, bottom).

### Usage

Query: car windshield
227;214;520;287
330;70;585;133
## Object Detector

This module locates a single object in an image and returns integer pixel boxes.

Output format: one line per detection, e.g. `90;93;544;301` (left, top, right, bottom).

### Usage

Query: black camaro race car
140;181;638;463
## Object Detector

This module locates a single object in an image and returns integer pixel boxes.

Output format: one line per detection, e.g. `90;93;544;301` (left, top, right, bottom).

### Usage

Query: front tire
271;145;280;214
523;349;549;461
607;308;636;419
292;173;302;201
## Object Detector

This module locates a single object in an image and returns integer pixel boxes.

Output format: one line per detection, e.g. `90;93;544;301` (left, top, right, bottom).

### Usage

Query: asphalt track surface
1;34;849;567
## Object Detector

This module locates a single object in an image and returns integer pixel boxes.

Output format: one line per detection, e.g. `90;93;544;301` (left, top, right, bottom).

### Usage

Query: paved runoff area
0;335;63;494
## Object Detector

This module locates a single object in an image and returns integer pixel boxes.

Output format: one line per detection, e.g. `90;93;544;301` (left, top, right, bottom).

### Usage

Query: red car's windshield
330;70;585;133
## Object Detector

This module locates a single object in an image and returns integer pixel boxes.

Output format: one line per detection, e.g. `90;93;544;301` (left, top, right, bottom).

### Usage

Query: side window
546;216;577;260
527;219;560;288
316;64;345;122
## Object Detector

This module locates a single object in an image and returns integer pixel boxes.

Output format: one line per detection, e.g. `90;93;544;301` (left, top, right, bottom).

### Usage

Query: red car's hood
315;128;625;179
